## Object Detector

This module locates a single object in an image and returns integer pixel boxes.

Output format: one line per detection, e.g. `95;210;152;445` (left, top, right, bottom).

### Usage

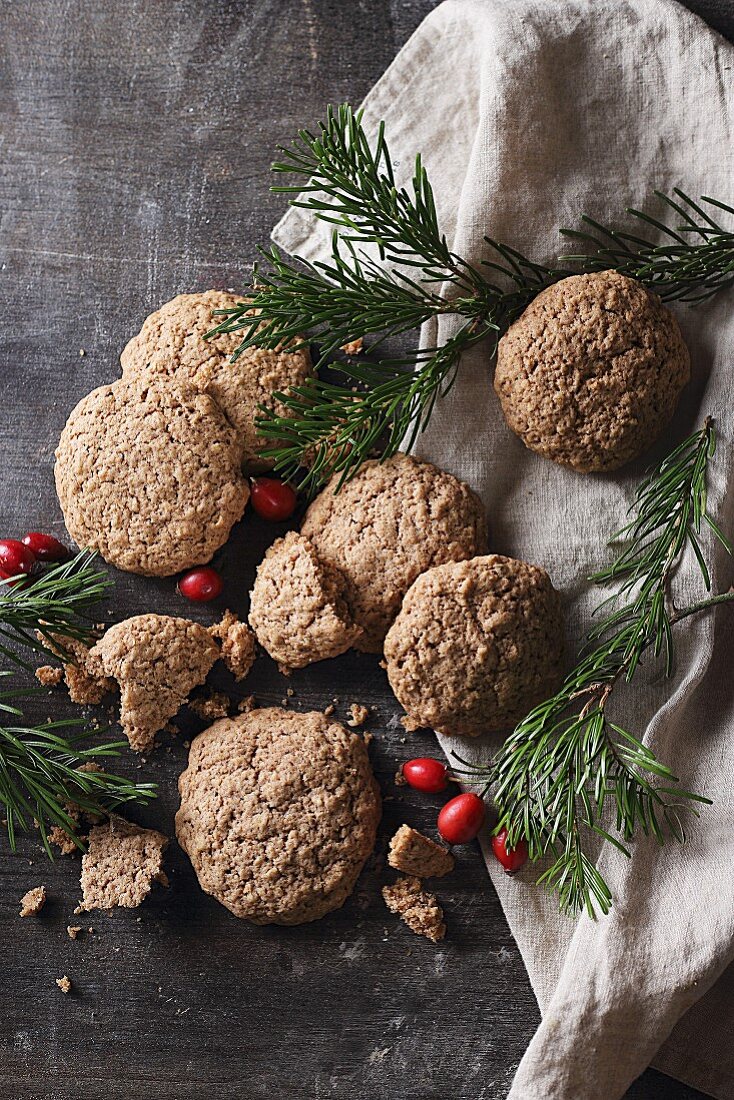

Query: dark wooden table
0;2;731;1098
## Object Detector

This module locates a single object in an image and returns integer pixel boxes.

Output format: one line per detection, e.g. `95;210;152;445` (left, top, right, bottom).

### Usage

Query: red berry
178;566;223;603
21;532;69;562
250;478;297;522
0;538;36;578
437;792;486;845
402;757;449;794
491;827;529;874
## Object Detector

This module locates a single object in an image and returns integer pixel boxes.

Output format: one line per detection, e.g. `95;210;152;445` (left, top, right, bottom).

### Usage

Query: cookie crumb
401;715;422;733
39;635;113;706
19;885;47;917
79;819;168;911
394;769;407;787
35;666;63;688
382;876;446;942
237;695;257;713
388;825;454;878
66;925;82;940
209;610;256;681
56;975;72;994
363;731;374;746
188;691;231;721
347;703;370;728
340;337;363;356
323;704;335;717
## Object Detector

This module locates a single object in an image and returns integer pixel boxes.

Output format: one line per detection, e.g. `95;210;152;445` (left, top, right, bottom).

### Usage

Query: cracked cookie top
384;554;564;737
175;707;381;924
301;453;489;652
55;377;249;575
494;270;690;472
120;290;312;470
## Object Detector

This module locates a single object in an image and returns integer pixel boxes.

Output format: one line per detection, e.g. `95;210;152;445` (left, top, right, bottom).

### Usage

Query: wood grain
0;2;730;1097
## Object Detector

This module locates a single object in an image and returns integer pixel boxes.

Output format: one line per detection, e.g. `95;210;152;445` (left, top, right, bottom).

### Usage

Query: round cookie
384;555;564;736
55;377;249;576
120;290;313;470
175;708;381;924
494;271;690;472
300;453;489;652
248;531;363;668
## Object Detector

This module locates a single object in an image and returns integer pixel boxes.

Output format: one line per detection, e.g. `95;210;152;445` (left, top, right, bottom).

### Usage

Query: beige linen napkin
272;2;734;1096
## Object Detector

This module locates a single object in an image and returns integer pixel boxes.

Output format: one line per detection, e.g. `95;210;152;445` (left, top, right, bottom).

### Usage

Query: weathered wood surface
0;2;731;1097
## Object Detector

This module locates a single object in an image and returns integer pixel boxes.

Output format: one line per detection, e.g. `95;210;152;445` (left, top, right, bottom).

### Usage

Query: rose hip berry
21;532;68;562
178;566;223;603
250;478;297;522
437;792;486;845
402;757;449;794
491;827;529;874
0;538;36;578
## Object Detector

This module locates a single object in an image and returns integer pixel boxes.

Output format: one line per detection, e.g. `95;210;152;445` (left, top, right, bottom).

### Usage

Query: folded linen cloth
272;2;734;1096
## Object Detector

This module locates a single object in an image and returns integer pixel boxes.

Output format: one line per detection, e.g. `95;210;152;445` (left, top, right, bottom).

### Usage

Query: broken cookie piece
78;819;168;911
38;634;114;705
188;690;231;721
87;614;219;752
347;703;370;728
209;610;256;681
382;876;446;942
249;531;363;668
19;885;47;917
35;665;63;688
387;825;455;879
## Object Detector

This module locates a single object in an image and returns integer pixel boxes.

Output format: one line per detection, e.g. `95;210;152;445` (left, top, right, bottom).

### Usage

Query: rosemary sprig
0;550;111;669
212;104;734;490
458;420;733;917
0;675;156;853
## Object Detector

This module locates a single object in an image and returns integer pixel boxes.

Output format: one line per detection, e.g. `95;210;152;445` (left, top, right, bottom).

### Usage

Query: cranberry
437;792;486;845
21;532;69;562
402;757;449;794
0;538;36;578
491;827;529;874
178;566;223;603
250;478;297;522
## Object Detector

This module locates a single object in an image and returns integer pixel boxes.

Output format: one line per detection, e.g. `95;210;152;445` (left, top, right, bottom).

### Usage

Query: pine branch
0;550;112;669
457;420;732;917
0;674;155;853
213;104;734;490
560;190;734;302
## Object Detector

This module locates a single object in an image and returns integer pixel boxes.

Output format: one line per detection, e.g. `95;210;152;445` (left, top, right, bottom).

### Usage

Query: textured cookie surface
494;271;690;472
384;555;564;737
301;454;489;651
175;708;381;924
382;876;446;942
55;378;249;575
387;825;454;878
88;614;219;753
79;820;168;911
249;531;363;668
120;290;312;469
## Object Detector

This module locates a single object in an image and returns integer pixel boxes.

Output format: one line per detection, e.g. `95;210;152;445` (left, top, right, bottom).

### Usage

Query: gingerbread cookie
55;378;249;576
175;708;381;924
301;454;488;651
384;555;564;736
494;271;690;472
121;290;312;470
